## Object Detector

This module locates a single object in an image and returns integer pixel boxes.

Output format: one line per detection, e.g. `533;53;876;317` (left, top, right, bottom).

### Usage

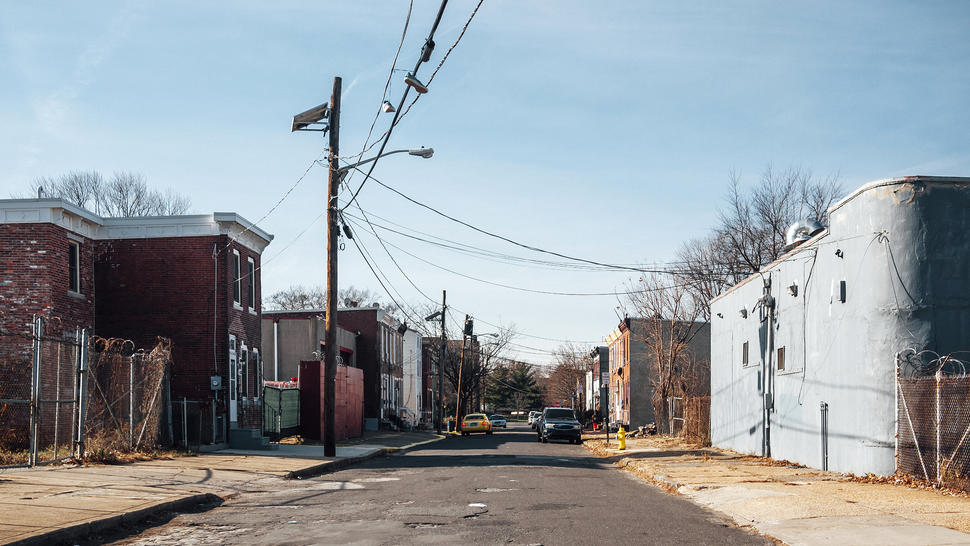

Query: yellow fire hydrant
618;426;626;450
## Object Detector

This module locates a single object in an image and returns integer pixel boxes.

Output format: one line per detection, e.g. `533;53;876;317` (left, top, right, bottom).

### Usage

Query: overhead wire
341;0;452;212
355;0;486;156
345;206;662;272
344;215;698;297
340;1;414;191
345;165;731;276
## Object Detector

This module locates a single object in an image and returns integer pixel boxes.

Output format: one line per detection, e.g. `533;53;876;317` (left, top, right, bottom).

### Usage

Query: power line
221;151;325;254
345;207;658;272
341;0;452;212
340;1;414;191
346;165;713;275
345;215;698;297
355;0;486;157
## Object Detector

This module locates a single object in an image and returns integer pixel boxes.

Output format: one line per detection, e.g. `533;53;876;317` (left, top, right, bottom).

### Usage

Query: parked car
461;413;492;436
536;407;582;444
489;414;507;428
528;411;541;428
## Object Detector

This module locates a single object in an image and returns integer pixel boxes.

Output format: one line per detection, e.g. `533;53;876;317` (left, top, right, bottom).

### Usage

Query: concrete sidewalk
585;434;970;546
0;431;442;545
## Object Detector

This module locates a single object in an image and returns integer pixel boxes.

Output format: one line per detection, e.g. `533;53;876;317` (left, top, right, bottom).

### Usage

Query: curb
382;434;447;453
8;435;447;545
285;450;386;480
9;493;223;546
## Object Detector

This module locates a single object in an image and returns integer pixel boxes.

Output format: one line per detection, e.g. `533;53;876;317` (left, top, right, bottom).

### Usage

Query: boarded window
742;341;749;366
777;346;786;371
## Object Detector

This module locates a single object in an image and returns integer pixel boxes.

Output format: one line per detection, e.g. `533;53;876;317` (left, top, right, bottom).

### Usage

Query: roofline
0;198;273;245
828;175;970;216
710;175;970;305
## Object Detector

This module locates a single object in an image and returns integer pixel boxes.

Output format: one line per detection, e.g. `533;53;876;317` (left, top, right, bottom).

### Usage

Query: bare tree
263;284;403;316
542;343;591;408
675;166;843;318
624;273;706;434
20;170;190;217
265;285;325;310
439;327;515;419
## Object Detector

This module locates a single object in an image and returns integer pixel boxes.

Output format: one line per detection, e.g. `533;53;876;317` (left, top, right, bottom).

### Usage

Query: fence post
29;317;43;467
129;354;135;450
820;401;829;471
72;327;80;454
182;397;188;449
75;329;89;460
936;368;943;487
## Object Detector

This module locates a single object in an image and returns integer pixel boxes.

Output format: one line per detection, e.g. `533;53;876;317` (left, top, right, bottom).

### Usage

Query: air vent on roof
785;219;825;250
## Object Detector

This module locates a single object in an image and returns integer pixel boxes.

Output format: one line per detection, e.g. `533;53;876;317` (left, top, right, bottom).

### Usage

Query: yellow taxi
460;413;492;436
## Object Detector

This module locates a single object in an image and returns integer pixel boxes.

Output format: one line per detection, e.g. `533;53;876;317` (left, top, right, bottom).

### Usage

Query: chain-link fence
0;317;172;467
82;336;171;457
683;396;711;445
896;349;970;491
0;318;81;467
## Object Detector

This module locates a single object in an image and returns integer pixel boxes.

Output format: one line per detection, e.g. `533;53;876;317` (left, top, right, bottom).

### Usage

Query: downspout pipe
273;319;279;381
762;278;775;459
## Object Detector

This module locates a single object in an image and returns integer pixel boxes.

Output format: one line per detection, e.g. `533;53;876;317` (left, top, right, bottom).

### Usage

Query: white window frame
247;257;257;313
252;348;260;394
68;240;81;294
240;344;249;399
232;250;242;309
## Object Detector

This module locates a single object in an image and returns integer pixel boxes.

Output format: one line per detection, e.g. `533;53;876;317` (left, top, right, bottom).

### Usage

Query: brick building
0;198;272;445
337;306;405;430
605;318;710;429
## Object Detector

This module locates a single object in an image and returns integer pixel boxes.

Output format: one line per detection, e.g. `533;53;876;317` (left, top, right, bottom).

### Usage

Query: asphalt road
112;423;771;545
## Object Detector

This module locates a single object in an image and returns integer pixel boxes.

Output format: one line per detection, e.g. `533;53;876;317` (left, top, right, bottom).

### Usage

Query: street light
324;148;434;178
292;79;435;456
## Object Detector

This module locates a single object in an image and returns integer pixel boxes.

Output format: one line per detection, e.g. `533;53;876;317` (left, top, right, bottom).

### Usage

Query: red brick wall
336;308;380;420
0;223;95;337
94;236;263;426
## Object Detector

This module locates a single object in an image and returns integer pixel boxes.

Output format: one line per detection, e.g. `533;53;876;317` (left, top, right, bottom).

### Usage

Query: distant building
0;198;272;445
606;318;710;429
710;175;970;476
261;306;407;431
401;328;422;428
337;306;404;430
260;310;358;382
584;346;609;421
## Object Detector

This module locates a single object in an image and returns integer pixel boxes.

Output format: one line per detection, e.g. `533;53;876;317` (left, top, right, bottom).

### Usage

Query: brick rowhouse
0;198;273;444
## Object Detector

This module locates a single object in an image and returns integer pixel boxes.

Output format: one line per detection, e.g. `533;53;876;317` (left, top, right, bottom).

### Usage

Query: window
68;241;80;293
232;250;241;307
777;346;786;371
240;345;249;398
247;257;256;311
742;341;749;366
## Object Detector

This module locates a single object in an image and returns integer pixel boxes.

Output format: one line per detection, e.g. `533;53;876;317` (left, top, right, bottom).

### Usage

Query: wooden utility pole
323;76;341;457
454;314;472;432
436;290;447;435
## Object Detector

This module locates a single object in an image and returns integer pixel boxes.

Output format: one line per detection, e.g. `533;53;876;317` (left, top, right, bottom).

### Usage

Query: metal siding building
710;176;970;476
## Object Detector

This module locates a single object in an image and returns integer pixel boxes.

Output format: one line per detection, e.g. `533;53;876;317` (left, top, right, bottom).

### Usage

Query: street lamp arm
322;147;434;176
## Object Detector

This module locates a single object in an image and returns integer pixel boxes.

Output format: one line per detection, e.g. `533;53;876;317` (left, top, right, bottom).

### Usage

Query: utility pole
455;315;472;432
323;76;341;458
436;290;447;435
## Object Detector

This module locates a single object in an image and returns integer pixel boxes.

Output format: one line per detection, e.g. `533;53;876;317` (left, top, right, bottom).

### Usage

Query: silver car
528;410;541;428
489;414;507;428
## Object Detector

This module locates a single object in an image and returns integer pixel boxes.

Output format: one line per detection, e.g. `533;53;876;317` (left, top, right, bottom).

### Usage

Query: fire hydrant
618;426;626;450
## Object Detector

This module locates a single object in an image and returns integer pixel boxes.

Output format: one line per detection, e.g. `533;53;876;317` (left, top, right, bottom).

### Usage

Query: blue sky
2;1;969;364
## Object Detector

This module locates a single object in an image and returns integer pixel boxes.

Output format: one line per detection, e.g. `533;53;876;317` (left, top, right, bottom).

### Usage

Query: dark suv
536;407;582;444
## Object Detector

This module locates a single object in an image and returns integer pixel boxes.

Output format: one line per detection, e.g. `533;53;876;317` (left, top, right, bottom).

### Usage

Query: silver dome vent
785;219;825;249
